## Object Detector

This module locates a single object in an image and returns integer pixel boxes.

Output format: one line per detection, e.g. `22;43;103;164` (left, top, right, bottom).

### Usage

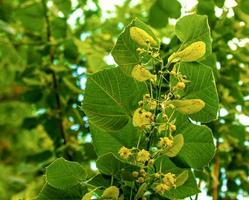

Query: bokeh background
0;0;249;199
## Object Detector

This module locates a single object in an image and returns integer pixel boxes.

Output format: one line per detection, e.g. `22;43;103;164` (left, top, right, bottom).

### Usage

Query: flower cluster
118;146;132;159
159;136;174;148
118;146;153;164
154;172;176;193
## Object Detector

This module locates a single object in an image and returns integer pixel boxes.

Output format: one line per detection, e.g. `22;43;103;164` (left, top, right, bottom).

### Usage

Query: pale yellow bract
131;64;156;82
130;27;158;47
164;99;205;115
102;186;120;199
168;41;206;63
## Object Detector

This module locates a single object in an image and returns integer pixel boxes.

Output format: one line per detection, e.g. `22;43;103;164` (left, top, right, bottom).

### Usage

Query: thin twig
212;141;220;200
42;0;66;144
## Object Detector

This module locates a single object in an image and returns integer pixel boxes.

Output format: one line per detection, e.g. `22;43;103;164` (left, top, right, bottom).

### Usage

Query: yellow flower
169;124;176;132
118;146;132;159
147;99;157;110
133;108;154;128
137;177;145;184
102;186;119;199
132;171;139;177
176;81;185;90
148;159;155;166
154;183;170;193
159;137;173;148
154;173;161;178
136;149;150;163
163;173;176;188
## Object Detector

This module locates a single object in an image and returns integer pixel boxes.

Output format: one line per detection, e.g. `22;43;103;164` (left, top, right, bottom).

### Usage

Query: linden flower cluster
139;94;157;111
118;146;132;159
132;168;149;184
154;172;176;193
169;68;190;91
133;94;157;129
137;149;150;163
118;146;152;164
159;136;174;148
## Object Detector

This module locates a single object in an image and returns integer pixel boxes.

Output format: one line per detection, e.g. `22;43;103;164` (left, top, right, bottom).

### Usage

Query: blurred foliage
0;0;248;199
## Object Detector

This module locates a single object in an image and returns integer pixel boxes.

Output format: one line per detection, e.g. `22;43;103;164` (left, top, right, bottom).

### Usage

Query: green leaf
96;153;124;175
53;0;72;16
82;67;147;131
96;153;139;180
239;0;249;15
155;156;199;199
46;158;86;190
0;101;31;126
14;3;45;33
135;183;148;200
37;183;86;200
175;114;216;169
87;174;111;188
148;0;181;28
51;17;67;39
90;121;140;156
214;0;225;7
111;18;159;67
172;62;219;122
175;14;212;57
165;134;184;157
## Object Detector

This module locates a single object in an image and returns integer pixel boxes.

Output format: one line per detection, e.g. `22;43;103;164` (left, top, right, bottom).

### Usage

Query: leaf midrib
89;76;130;117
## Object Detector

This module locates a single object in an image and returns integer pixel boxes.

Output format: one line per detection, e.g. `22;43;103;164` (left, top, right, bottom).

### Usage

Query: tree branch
42;0;66;144
212;142;220;200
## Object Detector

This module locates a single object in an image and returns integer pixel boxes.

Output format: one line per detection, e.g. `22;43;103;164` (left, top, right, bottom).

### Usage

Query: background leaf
46;158;86;190
148;0;181;28
175;14;212;57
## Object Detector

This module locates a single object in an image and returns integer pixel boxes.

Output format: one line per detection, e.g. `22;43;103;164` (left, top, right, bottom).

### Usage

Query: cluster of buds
133;94;157;129
169;68;190;91
132;168;148;184
139;94;157;111
158;122;176;134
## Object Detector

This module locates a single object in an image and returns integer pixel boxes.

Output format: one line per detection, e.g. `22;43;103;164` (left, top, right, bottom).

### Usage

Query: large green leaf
175;114;216;169
148;0;181;28
111;18;159;67
36;183;86;200
172;62;219;122
46;158;86;190
155;156;199;199
96;153;139;180
14;3;45;33
175;14;212;57
90;120;140;156
82;67;147;131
